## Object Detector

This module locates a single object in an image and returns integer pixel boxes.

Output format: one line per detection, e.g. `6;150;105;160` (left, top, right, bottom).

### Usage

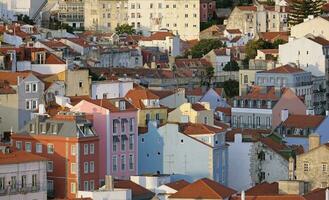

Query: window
47;144;54;154
90;180;94;191
71;145;76;156
71;163;76;174
16;141;22;150
121;119;126;133
32;174;37;187
26;100;31;110
21;175;26;188
113;141;117;152
25;83;31;93
36;143;42;153
79;81;83;88
204;117;208;124
84;162;89;173
32;83;38;92
113;120;118;134
50;124;57;134
10;176;16;189
131;13;135;18
304;162;310;172
84;181;89;191
322;163;328;173
90;161;95;173
47;161;53;172
71;182;76;194
47;180;54;192
129;154;134;170
113;156;117;171
173;4;176;8
25;142;31;152
150;3;153;8
40;123;46;133
84;144;89;155
121;155;126;170
90;143;94;154
156;113;160;121
129;118;134;132
32;100;38;110
244;75;248;84
121;139;126;151
0;177;5;190
129;135;134;150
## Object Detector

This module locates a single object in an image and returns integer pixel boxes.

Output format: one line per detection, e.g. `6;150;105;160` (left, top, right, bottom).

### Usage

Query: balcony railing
0;184;43;196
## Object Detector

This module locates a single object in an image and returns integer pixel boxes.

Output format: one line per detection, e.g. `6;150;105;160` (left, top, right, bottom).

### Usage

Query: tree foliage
223;60;240;71
17;14;34;25
288;0;323;26
115;24;136;35
201;67;215;88
186;39;224;58
245;39;286;60
223;79;239;98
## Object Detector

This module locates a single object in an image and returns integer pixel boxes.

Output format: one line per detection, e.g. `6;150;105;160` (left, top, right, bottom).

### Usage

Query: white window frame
36;143;42;153
47;144;54;154
71;182;76;194
71;163;76;174
16;141;22;150
84;181;89;191
71;145;76;156
90;161;95;173
25;142;31;152
84;162;89;174
90;143;94;154
47;161;53;172
84;144;89;155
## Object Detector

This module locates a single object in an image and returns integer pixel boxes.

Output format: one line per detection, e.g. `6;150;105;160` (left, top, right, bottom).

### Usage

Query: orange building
11;112;100;199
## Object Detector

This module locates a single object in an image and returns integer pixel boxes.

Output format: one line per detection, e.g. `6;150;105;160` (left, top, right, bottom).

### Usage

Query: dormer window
119;100;126;110
36;52;46;64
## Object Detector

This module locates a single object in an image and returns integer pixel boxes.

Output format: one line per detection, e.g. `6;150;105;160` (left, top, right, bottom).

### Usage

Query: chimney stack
105;175;114;191
241;191;245;200
308;134;320;151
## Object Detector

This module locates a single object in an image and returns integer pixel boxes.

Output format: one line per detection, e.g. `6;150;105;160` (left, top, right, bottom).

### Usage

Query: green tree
223;79;239;98
216;0;233;8
17;14;34;25
272;39;287;48
186;39;223;58
245;39;274;59
223;60;240;71
288;0;323;26
115;24;136;35
201;66;215;88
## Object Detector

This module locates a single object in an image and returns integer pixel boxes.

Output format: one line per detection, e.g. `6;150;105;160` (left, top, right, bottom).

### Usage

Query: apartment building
84;0;128;32
58;0;84;28
70;97;139;181
0;0;46;21
0;146;48;200
200;0;216;23
232;86;307;129
91;79;134;100
128;0;200;40
11;112;100;199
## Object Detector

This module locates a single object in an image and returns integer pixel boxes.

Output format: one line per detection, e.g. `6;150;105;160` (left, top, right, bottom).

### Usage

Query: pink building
200;0;217;23
70;97;138;182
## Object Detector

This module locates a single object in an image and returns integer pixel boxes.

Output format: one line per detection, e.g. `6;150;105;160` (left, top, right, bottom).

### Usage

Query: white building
278;34;329;77
130;175;171;192
139;31;181;57
290;16;329;41
203;48;231;76
0;146;47;200
128;0;200;40
0;0;46;21
91;79;134;99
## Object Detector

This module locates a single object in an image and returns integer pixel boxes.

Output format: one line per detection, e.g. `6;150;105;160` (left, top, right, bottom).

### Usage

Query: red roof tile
245;182;279;195
114;180;155;199
237;86;286;101
165;180;190;191
226;29;242;34
180;123;223;135
191;103;207;111
307;35;329;46
169;178;236;199
262;64;305;74
304;187;329;200
0;71;32;85
231;195;306;200
140;31;175;41
282;114;325;129
0;150;47;165
215;107;231;115
185;87;203;96
259;49;279;54
237;6;257;11
259;32;289;42
125;88;160;109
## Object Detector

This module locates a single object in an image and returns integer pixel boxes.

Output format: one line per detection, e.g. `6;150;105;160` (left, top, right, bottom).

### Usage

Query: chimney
281;109;289;122
326;188;329;200
105;175;114;191
308;134;320;151
39;104;46;115
241;191;245;200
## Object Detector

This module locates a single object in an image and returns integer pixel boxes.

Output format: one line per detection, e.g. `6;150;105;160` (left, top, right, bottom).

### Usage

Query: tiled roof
226;29;242;34
40;40;69;49
237;6;257;11
214;120;230;129
215;107;231;115
245;182;278;195
149;89;175;99
140;31;175;41
0;149;47;165
214;48;229;56
175;58;212;68
125;88;160;109
282;114;325;129
226;128;271;142
237;86;286;101
259;137;290;159
259;32;289;42
231;36;242;43
165;180;190;191
180;123;224;135
304;187;329;200
0;80;16;94
185;87;203;96
0;71;32;85
169;178;236;199
114;180;155;199
231;195;306;200
306;35;329;46
261;64;305;74
191;103;207;111
65;38;90;48
259;49;279;54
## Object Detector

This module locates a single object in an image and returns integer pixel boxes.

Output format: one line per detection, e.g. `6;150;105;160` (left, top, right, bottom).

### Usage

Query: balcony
0;184;43;196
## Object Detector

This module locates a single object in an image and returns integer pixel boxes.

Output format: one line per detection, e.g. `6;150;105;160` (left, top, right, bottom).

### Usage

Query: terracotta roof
169;178;236;199
65;38;90;48
185;87;203;96
175;58;212;68
261;64;305;74
46;53;66;64
180;123;224;135
226;29;242;34
304;187;329;200
236;86;286;101
149;89;175;99
282;114;325;129
231;36;242;43
259;137;290;158
226;128;271;142
125;88;160;109
214;120;230;129
237;6;257;11
114;180;155;199
214;88;224;96
0;71;32;85
215;107;231;116
259;49;279;54
214;48;229;56
191;103;207;111
0;80;16;94
259;32;289;42
245;182;279;195
306;35;329;46
165;180;190;191
40;40;69;49
0;150;47;165
140;31;175;41
231;195;306;200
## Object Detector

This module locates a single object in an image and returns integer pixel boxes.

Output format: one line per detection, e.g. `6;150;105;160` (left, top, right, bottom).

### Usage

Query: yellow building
125;88;168;127
293;134;329;190
168;102;214;126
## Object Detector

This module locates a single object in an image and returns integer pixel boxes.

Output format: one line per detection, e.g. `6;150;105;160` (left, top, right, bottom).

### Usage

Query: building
149;88;187;109
0;0;46;21
84;0;128;32
239;69;263;96
200;88;228;110
139;31;181;57
60;37;90;56
0;71;45;133
155;179;190;200
70;97;139;181
91;79;134;100
130;175;171;192
232;86;307;129
127;0;200;40
57;0;84;28
0;146;48;200
139;122;228;184
227;131;297;191
199;24;225;40
200;0;216;23
203;48;231;77
225;5;288;37
168;178;236;200
255;64;313;110
11;112;100;199
125;88;168;127
293;134;329;191
291;16;329;41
